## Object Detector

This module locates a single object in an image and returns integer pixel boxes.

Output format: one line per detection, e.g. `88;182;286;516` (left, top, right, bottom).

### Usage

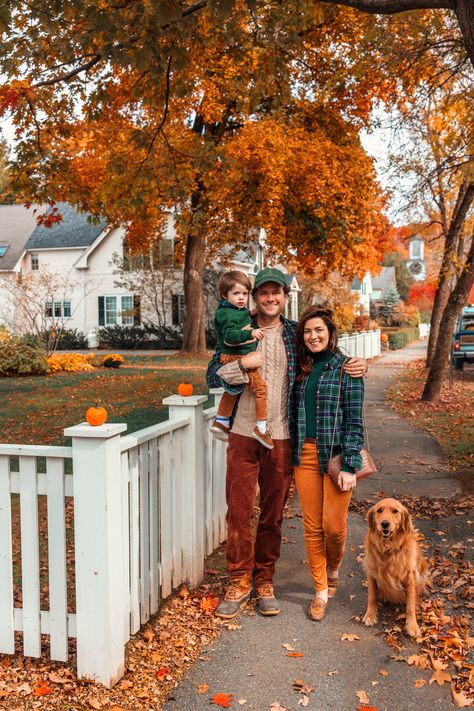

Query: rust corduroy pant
294;441;352;592
225;433;293;586
217;354;268;421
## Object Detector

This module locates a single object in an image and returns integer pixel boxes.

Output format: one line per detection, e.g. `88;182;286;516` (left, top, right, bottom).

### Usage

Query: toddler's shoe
251;426;274;449
210;419;230;442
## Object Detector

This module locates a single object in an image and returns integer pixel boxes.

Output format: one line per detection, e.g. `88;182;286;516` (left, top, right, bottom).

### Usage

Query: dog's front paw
363;610;378;626
406;620;421;638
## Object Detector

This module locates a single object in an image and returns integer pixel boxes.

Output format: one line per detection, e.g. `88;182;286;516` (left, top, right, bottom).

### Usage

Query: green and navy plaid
206;315;298;421
292;351;364;471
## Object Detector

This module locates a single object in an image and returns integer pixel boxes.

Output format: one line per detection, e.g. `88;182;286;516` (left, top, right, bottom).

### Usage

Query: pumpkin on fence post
177;383;193;397
85;404;108;426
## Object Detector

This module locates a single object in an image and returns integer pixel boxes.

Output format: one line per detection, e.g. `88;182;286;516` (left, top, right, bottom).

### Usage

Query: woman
292;306;364;621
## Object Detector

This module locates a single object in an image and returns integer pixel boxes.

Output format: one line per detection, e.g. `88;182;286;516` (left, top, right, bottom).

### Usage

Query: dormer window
410;239;423;259
0;245;8;257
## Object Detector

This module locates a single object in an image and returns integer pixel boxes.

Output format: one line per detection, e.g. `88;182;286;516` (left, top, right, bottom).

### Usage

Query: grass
0;353;211;445
386;359;474;471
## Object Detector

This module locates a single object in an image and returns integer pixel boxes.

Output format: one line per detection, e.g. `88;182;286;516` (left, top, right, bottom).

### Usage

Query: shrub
97;324;148;349
143;323;183;349
101;353;125;368
46;353;95;372
54;328;88;350
0;337;48;376
385;326;420;350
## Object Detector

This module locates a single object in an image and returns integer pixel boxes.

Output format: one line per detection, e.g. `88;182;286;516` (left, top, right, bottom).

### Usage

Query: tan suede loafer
308;596;327;621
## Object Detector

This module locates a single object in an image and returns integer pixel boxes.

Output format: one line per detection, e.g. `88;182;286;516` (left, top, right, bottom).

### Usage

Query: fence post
64;422;127;688
162;394;208;589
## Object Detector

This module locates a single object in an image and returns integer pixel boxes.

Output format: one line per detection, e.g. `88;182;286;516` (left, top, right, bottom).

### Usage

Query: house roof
371;266;396;293
25;203;107;250
0;203;44;270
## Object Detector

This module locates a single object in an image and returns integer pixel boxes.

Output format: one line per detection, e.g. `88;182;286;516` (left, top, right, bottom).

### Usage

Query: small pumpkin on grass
177;382;193;397
86;404;108;426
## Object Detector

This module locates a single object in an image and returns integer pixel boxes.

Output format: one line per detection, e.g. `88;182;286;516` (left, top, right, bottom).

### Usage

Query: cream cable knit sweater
216;322;290;440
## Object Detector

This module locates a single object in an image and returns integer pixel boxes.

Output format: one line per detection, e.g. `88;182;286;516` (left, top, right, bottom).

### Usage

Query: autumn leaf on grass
155;667;170;679
34;681;53;696
341;633;360;642
200;595;219;612
212;693;234;708
356;690;370;704
414;678;426;688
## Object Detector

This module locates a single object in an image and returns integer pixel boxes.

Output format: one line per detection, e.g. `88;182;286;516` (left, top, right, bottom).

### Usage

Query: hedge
383;326;420;350
0;337;48;376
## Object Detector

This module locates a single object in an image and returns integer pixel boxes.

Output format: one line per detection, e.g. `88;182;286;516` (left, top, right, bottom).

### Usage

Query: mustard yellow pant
294;441;352;592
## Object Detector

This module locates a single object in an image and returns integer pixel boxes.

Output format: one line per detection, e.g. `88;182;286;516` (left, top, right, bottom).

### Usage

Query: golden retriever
363;498;428;638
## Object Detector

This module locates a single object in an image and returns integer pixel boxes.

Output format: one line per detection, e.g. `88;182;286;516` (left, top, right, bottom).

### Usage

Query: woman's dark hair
296;306;339;379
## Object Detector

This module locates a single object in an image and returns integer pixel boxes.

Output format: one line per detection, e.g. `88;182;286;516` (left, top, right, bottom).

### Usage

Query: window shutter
171;294;179;326
133;295;141;325
98;296;105;326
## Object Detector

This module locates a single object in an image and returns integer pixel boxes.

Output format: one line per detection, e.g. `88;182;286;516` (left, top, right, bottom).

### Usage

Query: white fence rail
0;391;227;687
338;329;381;359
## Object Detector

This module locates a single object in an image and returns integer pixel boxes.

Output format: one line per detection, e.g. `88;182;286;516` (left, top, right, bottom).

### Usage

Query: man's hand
251;328;265;341
343;357;367;378
240;351;263;369
338;471;357;491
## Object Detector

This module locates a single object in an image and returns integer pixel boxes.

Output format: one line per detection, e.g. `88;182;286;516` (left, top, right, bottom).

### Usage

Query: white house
406;235;426;281
370;266;397;300
350;272;373;314
0;203;300;339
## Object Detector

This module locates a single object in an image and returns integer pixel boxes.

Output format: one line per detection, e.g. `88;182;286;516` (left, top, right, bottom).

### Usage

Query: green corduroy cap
253;267;288;290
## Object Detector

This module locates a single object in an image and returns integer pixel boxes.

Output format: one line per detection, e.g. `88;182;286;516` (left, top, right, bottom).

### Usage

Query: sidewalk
163;340;469;711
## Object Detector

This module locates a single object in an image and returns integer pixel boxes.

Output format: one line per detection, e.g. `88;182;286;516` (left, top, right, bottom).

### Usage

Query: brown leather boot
215;574;252;619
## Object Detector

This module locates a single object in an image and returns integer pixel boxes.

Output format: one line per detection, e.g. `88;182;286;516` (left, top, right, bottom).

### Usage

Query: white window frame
31;253;39;271
104;294;135;326
45;300;72;319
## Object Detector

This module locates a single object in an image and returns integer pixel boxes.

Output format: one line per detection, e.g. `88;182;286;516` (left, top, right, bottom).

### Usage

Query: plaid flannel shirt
292;351;364;472
206;315;298;424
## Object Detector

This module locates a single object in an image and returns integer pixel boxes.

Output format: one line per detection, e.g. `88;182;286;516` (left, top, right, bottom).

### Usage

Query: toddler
210;270;273;449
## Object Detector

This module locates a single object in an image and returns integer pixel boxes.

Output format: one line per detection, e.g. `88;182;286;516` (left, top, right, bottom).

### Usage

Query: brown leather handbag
327;364;377;492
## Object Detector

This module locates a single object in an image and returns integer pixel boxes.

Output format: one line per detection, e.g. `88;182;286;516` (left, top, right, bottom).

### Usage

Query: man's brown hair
217;270;252;299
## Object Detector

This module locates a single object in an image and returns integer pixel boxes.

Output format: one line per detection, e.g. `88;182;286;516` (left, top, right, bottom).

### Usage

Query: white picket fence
0;390;226;687
339;329;381;359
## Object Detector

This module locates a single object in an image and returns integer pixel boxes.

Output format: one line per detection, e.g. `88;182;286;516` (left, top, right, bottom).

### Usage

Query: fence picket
159;433;173;598
0;455;14;654
149;437;160;616
46;457;68;662
120;451;131;642
139;442;150;624
128;447;140;634
19;456;41;657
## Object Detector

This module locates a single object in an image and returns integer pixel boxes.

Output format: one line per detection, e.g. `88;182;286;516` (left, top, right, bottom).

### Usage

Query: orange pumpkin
86;405;108;426
381;333;389;343
177;383;193;397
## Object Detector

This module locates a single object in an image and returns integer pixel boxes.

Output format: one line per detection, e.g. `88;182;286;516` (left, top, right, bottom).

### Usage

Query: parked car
452;306;474;370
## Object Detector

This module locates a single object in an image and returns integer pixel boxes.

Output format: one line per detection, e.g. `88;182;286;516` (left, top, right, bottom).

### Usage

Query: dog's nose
381;520;390;529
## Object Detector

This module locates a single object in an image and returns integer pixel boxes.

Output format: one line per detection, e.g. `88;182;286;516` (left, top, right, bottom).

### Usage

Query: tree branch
317;0;453;13
34;54;102;87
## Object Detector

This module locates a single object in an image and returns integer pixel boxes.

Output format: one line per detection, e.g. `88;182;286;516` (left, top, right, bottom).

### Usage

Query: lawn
0;353;211;445
386;359;474;471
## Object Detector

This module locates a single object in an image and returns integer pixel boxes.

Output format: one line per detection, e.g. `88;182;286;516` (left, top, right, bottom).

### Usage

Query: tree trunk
182;230;208;354
455;0;474;70
422;233;474;402
426;180;474;366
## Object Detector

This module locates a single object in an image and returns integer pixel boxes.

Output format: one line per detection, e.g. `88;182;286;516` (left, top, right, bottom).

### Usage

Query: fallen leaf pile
385;358;474;470
0;576;228;710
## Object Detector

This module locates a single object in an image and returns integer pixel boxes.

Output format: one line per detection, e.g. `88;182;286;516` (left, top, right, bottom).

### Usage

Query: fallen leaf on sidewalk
341;633;360;642
407;655;430;669
269;703;288;711
293;679;315;694
197;683;209;693
451;684;473;707
298;696;309;707
286;652;304;658
34;682;53;696
356;690;370;704
237;700;247;706
212;692;234;707
281;643;295;651
379;670;389;677
226;623;242;631
414;678;426;688
155;667;170;679
429;669;451;686
200;595;219;612
357;707;378;711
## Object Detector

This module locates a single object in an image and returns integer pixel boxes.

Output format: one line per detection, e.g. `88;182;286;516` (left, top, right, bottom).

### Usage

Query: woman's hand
343;358;367;378
338;471;357;491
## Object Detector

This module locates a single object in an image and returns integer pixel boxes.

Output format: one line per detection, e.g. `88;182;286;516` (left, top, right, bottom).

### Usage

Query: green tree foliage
383;251;414;301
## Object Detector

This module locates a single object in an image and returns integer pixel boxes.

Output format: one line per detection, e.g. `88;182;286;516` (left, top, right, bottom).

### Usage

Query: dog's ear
367;508;376;532
401;509;413;533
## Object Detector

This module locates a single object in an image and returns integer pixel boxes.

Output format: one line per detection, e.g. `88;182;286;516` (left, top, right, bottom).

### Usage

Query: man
207;267;366;618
